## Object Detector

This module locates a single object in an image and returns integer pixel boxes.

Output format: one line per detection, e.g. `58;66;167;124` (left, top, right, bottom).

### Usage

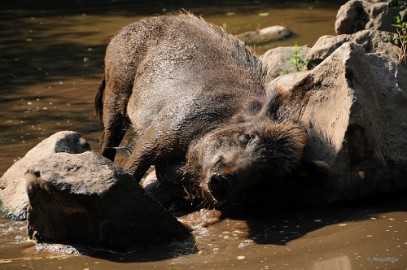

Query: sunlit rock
26;151;188;250
236;25;292;45
260;45;310;83
270;42;407;203
0;131;90;220
335;0;402;35
306;30;401;68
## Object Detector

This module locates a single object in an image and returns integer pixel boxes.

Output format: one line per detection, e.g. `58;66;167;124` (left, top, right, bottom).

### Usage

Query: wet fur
182;89;307;206
96;12;266;167
95;13;320;208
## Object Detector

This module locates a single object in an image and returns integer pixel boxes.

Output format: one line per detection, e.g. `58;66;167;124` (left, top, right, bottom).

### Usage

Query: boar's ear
232;87;288;123
257;87;288;120
231;98;263;123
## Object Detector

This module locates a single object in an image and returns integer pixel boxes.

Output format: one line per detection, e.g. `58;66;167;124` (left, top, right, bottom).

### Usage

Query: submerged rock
0;131;90;220
26;151;188;250
237;25;292;45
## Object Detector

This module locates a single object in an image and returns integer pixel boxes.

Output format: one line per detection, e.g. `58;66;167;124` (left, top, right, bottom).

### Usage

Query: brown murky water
1;1;407;269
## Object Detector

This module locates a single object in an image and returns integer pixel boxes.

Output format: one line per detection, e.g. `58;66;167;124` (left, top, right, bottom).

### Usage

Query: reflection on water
314;255;352;270
1;1;407;270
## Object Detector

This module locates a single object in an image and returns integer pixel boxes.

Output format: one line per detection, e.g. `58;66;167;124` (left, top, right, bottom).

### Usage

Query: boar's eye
238;133;255;145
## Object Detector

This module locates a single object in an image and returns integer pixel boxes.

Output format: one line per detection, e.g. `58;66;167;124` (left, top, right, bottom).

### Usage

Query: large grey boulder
271;42;407;203
26;151;188;250
335;0;401;35
0;131;90;220
306;30;400;67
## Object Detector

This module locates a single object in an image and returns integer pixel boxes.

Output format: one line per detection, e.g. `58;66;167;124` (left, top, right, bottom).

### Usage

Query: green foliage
277;42;308;74
276;42;309;75
288;42;308;72
392;15;407;63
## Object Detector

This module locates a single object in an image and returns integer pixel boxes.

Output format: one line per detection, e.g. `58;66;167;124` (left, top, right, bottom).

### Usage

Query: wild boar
95;13;308;205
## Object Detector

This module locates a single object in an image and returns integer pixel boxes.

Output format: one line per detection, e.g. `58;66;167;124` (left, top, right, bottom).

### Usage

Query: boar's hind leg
101;113;130;161
99;79;131;161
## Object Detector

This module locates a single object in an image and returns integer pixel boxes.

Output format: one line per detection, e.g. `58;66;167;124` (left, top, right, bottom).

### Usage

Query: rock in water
270;42;407;203
237;25;292;45
0;131;90;220
25;151;188;250
335;0;402;35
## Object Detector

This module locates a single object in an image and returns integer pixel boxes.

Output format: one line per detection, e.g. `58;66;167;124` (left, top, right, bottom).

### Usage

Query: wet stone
0;131;91;220
26;151;188;250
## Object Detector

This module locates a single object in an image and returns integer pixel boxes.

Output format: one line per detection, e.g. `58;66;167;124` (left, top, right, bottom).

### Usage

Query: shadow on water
73;235;198;263
243;194;407;246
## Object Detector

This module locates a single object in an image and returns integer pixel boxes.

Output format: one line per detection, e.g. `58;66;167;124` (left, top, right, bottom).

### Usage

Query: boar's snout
208;173;233;202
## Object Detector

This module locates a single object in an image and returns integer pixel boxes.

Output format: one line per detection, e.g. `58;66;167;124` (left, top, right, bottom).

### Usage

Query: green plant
392;15;407;63
288;42;308;72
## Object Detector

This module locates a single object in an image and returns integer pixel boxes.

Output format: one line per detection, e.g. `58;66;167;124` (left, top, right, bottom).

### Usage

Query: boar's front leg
124;120;184;182
125;95;228;181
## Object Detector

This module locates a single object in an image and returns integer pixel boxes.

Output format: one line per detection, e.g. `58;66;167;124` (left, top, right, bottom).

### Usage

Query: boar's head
184;90;307;204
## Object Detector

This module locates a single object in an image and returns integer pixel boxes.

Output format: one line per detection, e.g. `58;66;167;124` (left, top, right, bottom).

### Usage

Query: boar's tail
94;76;105;123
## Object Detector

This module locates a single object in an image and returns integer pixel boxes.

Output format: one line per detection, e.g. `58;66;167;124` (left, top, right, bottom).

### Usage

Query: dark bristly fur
182;88;306;205
94;76;105;123
95;13;315;207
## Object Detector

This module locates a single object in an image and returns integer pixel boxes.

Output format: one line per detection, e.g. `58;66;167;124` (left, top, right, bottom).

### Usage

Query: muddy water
1;1;407;270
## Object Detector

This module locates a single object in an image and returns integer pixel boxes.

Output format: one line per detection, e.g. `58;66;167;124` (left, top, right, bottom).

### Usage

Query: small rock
260;45;310;83
237;25;292;45
0;131;90;220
